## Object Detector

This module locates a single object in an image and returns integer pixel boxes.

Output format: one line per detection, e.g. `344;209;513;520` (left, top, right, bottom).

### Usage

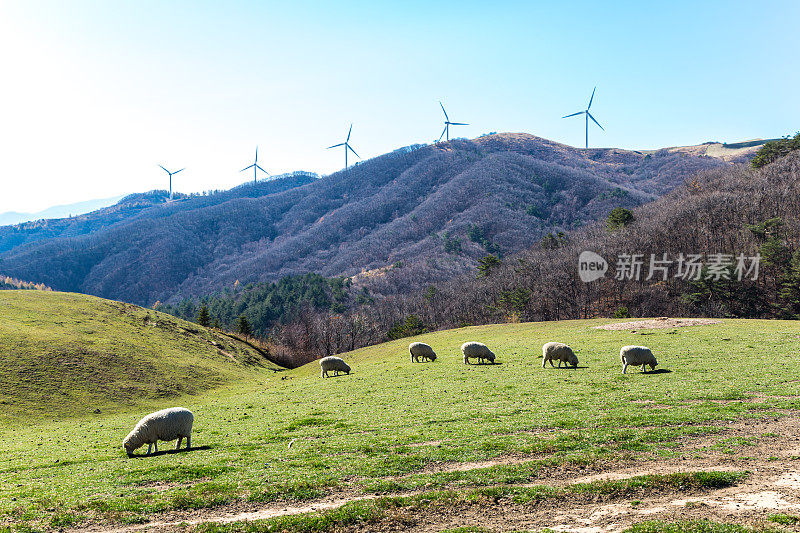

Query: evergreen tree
236;314;252;336
477;255;501;278
606;207;634;231
197;305;211;327
780;249;800;317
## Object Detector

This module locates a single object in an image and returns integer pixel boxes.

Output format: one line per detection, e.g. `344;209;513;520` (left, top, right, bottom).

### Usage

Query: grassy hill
1;316;799;530
0;134;730;306
0;291;279;422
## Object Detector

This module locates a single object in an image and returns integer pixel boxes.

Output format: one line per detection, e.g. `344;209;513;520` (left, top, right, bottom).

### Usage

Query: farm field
2;292;800;531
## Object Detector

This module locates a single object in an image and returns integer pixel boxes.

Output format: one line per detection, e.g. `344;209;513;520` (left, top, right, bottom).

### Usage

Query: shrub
613;306;632;319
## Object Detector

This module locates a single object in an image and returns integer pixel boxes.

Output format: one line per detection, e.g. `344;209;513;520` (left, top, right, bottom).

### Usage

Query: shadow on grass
128;445;212;459
646;368;672;374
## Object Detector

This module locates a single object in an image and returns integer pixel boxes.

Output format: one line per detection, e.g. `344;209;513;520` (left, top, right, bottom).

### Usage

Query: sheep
123;407;193;457
461;341;496;364
319;356;351;378
620;345;658;373
409;342;437;362
542;342;579;369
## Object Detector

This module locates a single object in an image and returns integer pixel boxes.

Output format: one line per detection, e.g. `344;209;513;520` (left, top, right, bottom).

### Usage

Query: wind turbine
327;124;360;168
159;165;184;201
240;146;269;183
562;87;604;149
438;101;468;142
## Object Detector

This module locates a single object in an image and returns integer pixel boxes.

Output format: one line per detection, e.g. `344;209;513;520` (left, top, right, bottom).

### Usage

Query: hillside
0;291;279;422
0;134;731;306
303;149;800;356
2;318;799;530
641;138;771;162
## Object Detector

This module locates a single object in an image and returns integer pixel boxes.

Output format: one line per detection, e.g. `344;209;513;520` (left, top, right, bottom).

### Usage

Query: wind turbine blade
588;87;596;109
439;101;449;121
347;144;360;158
347;124;352;142
562;111;584;118
174;168;185;175
587;112;604;131
159;165;169;173
255;146;258;161
241;164;255;172
327;143;345;149
255;164;269;174
450;122;469;126
438;126;447;142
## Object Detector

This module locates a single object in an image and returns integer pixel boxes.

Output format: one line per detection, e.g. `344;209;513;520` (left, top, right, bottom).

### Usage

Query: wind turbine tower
327;124;360;168
159;165;184;201
562;87;604;149
438;101;468;142
240;147;269;183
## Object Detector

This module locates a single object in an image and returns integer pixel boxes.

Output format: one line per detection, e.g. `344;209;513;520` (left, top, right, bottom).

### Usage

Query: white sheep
319;356;351;378
620;345;658;373
461;341;496;364
123;407;193;457
409;342;437;362
542;342;579;369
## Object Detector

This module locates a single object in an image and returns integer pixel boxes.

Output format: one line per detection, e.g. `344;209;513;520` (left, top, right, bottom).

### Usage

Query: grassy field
1;291;800;531
0;291;279;422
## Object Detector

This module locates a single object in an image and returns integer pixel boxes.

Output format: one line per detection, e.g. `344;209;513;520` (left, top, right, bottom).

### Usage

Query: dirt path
83;416;800;532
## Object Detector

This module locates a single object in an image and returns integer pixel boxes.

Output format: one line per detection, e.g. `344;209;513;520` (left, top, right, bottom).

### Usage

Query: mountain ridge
0;133;746;306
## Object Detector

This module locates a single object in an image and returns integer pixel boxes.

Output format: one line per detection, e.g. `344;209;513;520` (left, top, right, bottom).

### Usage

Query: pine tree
780;249;800;317
236;315;252;336
197;305;211;327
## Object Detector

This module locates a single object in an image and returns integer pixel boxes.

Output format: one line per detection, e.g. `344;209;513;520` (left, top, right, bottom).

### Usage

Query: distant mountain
0;133;742;306
0;195;125;226
0;174;317;254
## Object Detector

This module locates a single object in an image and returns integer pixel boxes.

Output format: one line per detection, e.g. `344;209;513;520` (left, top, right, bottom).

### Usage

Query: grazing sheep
320;356;351;378
409;342;437;362
620;345;658;373
542;342;579;369
123;407;193;457
461;341;496;364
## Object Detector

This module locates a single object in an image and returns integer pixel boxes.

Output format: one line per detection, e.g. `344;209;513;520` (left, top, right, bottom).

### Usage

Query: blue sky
1;0;798;213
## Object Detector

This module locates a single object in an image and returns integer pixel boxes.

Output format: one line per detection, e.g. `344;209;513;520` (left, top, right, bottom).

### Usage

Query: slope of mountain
352;149;800;339
0;175;317;254
0;194;125;226
641;138;772;163
0;134;734;306
0;290;280;422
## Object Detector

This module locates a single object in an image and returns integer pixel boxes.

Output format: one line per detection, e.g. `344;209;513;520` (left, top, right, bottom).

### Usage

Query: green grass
0;291;279;421
626;520;777;532
1;292;799;529
769;513;800;525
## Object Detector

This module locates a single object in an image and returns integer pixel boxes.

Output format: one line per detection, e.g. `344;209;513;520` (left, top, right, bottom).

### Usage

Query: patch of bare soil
594;318;721;331
82;415;800;532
